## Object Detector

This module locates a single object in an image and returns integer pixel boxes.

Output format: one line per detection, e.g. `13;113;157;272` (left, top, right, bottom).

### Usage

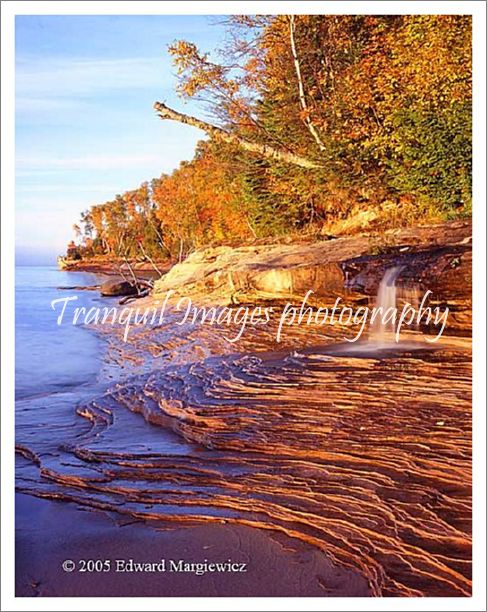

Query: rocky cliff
153;220;472;334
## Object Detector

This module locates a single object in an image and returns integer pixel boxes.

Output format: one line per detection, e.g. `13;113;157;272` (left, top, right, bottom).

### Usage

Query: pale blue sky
16;15;227;263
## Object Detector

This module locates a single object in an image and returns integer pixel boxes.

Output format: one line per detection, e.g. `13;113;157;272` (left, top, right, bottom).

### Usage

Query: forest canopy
72;15;472;262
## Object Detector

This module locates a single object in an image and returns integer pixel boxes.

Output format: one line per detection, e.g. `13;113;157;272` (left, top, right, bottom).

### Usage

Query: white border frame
2;2;485;611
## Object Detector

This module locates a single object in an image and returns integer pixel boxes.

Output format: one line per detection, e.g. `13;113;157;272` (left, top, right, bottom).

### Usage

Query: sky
15;15;228;264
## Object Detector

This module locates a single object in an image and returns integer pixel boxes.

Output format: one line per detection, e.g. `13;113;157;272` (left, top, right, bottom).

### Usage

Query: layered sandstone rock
153;220;472;333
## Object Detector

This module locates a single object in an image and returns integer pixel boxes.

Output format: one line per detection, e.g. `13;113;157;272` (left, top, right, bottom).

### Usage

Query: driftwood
153;102;323;170
57;285;100;291
121;254;141;291
137;240;164;276
118;287;151;305
117;249;154;297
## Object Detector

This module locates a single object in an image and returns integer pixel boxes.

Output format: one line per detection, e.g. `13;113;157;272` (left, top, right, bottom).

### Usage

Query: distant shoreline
57;256;171;279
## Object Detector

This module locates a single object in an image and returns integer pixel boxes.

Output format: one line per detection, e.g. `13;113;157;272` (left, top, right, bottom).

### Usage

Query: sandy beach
16;493;370;597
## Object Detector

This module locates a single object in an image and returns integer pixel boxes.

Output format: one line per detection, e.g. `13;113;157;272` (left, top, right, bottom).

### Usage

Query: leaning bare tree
154;16;325;170
153;102;321;169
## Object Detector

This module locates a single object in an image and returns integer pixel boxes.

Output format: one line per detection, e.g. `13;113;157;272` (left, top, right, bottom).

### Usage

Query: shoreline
59;219;473;337
57;257;171;279
15;493;371;597
17;219;473;597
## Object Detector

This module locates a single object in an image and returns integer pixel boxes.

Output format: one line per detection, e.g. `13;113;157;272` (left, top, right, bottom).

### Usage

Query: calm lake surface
15;266;108;399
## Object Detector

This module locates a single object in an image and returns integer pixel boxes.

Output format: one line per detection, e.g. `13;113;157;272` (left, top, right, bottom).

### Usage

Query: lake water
15;265;193;497
15;266;108;399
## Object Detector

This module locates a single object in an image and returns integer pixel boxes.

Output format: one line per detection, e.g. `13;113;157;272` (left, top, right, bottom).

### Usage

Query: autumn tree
72;15;472;264
160;15;472;228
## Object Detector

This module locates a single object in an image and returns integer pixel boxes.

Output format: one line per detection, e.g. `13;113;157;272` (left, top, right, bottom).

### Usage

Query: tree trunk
289;15;326;152
153;102;323;170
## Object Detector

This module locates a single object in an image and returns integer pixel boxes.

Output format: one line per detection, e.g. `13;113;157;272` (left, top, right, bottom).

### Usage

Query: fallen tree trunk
118;287;151;305
153;102;323;170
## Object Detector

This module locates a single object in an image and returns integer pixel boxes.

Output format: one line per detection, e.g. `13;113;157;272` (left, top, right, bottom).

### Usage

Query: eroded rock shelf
16;220;472;597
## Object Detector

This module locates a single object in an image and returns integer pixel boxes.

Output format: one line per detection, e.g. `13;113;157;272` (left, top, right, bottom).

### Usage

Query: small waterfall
316;264;431;356
370;266;403;343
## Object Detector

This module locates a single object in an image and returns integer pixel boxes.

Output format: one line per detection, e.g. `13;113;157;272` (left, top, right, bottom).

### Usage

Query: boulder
100;279;139;297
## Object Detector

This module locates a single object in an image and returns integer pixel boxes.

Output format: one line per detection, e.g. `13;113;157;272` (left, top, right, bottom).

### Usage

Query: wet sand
16;493;370;597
